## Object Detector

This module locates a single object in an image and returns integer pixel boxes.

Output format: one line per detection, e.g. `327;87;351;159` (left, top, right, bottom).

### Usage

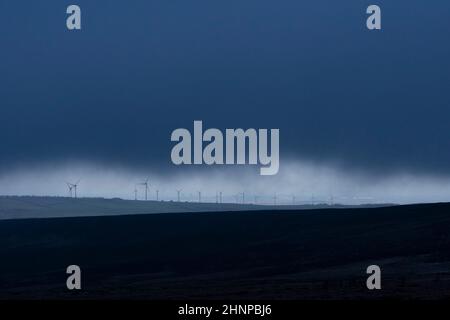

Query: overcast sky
1;1;450;203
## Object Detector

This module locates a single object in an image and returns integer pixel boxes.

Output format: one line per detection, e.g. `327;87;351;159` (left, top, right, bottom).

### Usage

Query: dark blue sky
1;0;450;176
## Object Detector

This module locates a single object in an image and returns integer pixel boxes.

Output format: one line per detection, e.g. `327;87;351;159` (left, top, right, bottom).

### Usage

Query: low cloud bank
1;160;450;205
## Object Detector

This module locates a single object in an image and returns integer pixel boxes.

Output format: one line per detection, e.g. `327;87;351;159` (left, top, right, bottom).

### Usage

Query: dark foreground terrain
1;203;450;299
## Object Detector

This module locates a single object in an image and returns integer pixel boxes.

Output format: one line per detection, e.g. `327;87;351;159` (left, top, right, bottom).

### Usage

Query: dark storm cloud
1;0;450;176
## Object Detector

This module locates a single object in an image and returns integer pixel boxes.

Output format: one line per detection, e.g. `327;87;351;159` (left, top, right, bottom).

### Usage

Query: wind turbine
198;191;202;203
67;180;80;198
72;180;80;198
66;182;74;198
219;191;223;204
134;185;138;200
139;178;150;201
156;189;159;201
176;189;181;202
273;193;277;205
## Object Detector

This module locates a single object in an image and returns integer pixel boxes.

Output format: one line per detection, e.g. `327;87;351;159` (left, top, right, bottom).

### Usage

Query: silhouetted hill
0;196;388;220
1;203;449;299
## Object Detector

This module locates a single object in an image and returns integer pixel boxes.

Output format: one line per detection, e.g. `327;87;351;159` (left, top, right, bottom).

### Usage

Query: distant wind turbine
73;180;80;198
66;182;74;198
139;178;150;201
67;179;80;198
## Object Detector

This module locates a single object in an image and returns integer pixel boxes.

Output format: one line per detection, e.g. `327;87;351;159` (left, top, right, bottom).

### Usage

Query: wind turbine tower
73;180;80;198
66;183;74;198
67;180;80;198
139;178;149;201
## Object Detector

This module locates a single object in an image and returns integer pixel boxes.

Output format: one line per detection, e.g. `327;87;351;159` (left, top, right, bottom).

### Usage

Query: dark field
1;203;450;299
